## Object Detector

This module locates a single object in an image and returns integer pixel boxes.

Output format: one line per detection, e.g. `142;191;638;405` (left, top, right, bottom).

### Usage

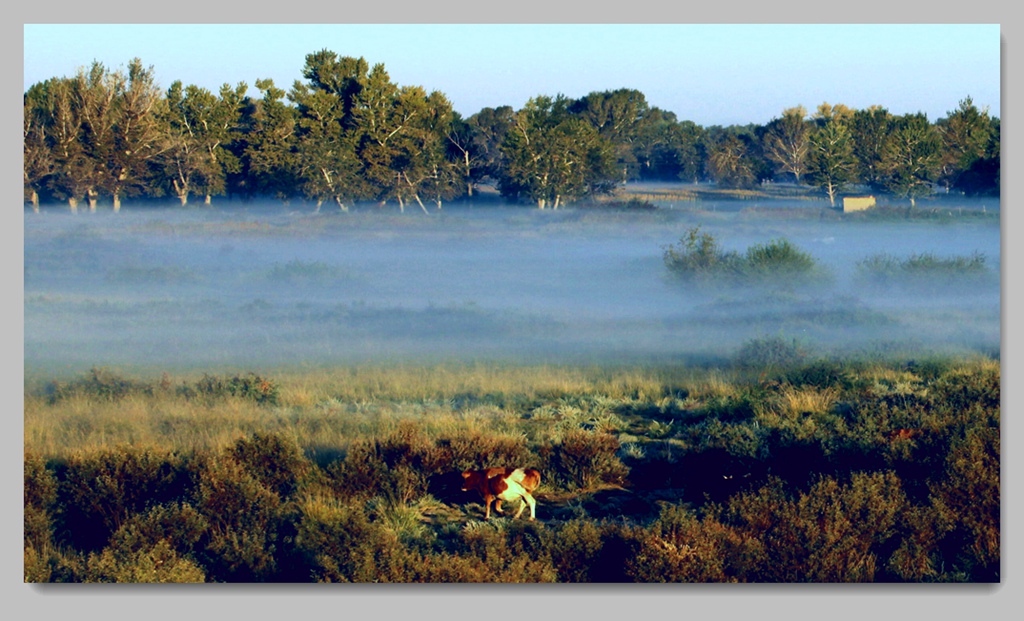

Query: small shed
843;196;876;213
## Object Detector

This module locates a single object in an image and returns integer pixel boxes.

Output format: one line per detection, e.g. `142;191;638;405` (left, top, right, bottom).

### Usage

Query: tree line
23;50;1001;213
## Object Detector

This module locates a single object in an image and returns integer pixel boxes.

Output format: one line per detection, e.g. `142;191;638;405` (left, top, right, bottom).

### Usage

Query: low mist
24;197;1001;379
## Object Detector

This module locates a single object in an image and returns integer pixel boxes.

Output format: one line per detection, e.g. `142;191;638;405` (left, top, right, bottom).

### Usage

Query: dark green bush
180;372;280;405
56;446;191;552
46;367;154;403
227;432;311;499
663;226;742;283
192;455;283;581
25;453;57;551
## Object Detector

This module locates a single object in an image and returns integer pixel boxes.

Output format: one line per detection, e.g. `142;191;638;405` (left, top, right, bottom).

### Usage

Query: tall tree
160;81;246;205
463;105;515;190
806;116;856;207
849;106;894;192
243;79;299;202
23;83;55;211
43;77;93;211
762;106;810;184
880;112;941;207
571;88;650;181
935;96;993;193
705;131;758;189
108;59;167;211
499;95;616;208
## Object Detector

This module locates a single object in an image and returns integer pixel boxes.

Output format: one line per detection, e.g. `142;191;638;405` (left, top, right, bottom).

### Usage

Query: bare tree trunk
414;193;428;215
68;196;78;214
87;188;98;212
29;190;39;213
112;191;122;213
334;196;349;212
205;194;212;205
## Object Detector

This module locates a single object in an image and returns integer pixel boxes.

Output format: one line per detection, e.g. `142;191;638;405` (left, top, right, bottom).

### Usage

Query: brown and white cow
461;467;541;521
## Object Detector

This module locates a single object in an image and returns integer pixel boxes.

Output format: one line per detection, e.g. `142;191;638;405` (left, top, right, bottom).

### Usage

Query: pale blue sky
23;23;1000;126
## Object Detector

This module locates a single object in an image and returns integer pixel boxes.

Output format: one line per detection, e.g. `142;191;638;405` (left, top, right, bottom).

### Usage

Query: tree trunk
414;193;428;215
68;197;78;214
334;196;348;212
87;188;98;212
29;190;39;213
112;191;122;213
205;194;212;205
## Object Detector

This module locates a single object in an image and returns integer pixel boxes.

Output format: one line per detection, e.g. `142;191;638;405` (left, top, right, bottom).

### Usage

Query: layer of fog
24;197;1001;378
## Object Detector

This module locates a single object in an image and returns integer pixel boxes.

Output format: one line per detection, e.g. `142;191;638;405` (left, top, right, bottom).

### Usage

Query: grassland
25;349;999;583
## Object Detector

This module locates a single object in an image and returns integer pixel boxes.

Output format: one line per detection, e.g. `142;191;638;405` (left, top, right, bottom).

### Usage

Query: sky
22;22;1000;127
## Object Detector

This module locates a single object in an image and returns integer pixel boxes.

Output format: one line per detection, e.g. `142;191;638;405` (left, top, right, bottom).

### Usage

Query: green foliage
227;432;311;499
46;367;154;403
182;372;280;405
734;335;809;372
855;252;992;290
663;227;828;288
192;455;283;581
25;357;1000;583
541;428;628;490
57;446;191;551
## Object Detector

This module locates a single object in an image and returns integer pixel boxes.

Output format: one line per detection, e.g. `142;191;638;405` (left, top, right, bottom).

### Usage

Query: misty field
24;190;1000;582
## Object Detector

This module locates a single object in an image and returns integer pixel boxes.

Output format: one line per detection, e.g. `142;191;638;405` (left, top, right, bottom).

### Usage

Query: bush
741;238;822;283
24;453;58;551
192;455;283;581
56;446;191;552
181;372;280;405
735;335;809;372
45;367;154;403
855;252;992;290
227;432;311;499
663;227;742;283
540;428;628;491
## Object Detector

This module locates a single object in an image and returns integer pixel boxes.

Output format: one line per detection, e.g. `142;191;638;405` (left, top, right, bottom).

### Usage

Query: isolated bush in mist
734;335;809;373
664;227;828;288
855;251;992;290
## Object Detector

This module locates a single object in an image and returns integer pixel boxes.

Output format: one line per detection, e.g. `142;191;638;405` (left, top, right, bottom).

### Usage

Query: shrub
735;335;809;372
227;432;311;499
45;367;154;403
855;251;992;290
181;372;280;405
82;539;206;583
56;446;191;552
540;428;628;491
293;496;396;582
24;453;58;551
663;226;742;283
192;455;283;581
741;237;821;283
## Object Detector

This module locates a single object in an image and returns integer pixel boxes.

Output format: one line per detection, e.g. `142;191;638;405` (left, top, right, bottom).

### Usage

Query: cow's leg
494;500;504;515
484;496;493;520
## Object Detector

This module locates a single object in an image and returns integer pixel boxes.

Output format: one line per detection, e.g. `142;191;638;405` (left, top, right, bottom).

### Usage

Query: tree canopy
23;52;1000;211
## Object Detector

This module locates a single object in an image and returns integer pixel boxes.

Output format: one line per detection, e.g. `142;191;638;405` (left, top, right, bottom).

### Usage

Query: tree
23;83;55;211
160;81;246;206
849;106;894;192
289;70;363;211
571;88;651;181
43;77;94;211
705;132;757;189
243;79;300;202
463;105;515;190
108;59;167;211
935;96;993;193
762;106;810;184
499;95;617;208
880;112;941;206
806;117;856;207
